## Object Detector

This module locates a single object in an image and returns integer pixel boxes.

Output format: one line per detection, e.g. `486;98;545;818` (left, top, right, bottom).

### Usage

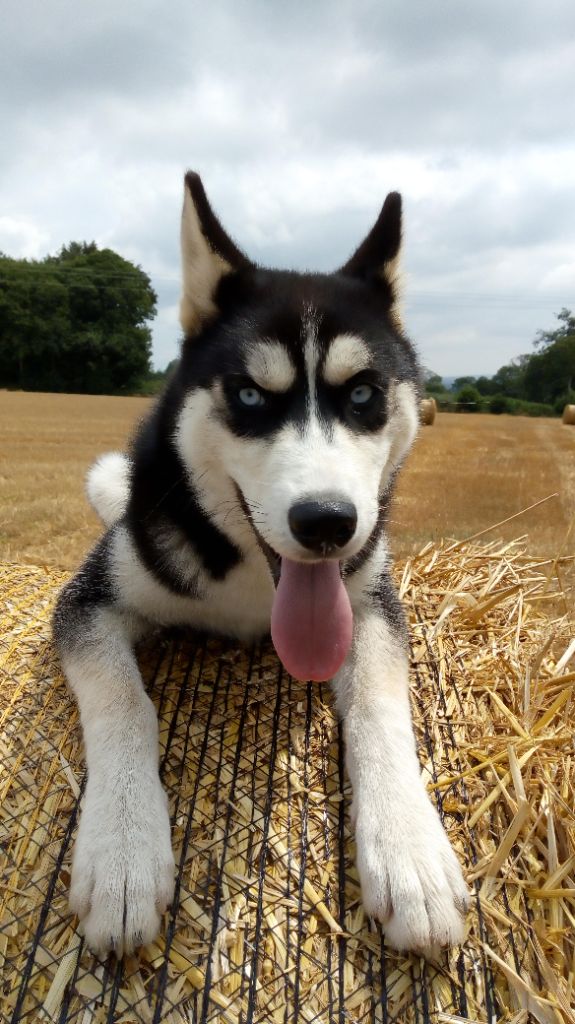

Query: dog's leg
56;603;175;956
333;602;468;953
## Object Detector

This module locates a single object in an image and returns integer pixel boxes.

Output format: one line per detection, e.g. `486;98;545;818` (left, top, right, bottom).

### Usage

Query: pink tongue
271;559;353;682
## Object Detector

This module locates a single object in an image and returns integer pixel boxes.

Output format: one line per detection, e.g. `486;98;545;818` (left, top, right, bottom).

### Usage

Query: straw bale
1;543;574;1023
420;397;437;425
562;404;575;425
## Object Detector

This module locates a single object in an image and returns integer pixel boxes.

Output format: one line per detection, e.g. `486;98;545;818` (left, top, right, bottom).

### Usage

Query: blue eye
238;386;266;407
350;383;374;406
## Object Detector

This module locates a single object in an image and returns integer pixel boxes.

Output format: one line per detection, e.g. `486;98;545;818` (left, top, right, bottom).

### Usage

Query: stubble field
1;390;574;569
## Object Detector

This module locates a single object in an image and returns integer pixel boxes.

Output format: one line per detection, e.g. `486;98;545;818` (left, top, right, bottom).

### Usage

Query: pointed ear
339;192;403;324
179;172;252;336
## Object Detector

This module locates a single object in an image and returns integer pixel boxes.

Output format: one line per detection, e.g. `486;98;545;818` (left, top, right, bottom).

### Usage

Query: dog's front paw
69;780;175;957
355;800;469;953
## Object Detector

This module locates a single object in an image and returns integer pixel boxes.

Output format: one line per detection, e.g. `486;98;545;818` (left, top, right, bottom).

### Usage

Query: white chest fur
111;524;275;641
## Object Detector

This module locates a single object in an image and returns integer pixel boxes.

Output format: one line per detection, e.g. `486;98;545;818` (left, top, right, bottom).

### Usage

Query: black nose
288;498;357;553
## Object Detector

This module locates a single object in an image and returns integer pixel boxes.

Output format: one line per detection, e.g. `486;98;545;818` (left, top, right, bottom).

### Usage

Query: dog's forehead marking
245;341;296;392
302;305;320;418
323;334;372;386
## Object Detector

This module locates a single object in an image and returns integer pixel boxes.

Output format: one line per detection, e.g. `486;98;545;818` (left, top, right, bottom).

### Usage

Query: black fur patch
127;389;242;592
53;531;116;651
369;568;408;643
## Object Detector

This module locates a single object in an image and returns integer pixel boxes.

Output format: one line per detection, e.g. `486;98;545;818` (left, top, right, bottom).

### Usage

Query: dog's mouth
234;486;353;682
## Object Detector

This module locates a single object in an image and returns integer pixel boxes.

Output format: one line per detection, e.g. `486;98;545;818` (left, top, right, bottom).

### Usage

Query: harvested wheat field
0;392;151;567
1;392;575;567
1;538;574;1022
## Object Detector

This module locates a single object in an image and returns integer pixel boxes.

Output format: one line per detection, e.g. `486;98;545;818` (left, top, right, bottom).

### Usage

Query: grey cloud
4;0;574;154
1;0;574;376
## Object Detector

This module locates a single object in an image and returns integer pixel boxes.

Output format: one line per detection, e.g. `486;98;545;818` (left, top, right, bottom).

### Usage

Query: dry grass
1;392;575;568
1;540;574;1022
392;413;575;557
0;392;150;567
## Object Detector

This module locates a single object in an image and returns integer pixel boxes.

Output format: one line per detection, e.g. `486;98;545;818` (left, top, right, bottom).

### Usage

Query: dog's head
173;173;421;678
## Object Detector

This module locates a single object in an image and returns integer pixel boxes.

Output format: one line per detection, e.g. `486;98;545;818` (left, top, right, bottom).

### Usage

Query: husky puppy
54;173;468;957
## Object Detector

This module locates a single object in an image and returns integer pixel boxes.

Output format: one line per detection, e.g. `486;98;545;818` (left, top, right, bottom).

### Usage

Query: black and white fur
54;173;468;957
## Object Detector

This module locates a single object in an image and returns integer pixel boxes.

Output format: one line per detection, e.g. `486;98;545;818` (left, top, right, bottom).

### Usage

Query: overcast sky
2;0;574;376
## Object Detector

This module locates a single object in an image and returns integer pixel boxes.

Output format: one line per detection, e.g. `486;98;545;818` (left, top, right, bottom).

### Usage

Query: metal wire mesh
1;558;571;1022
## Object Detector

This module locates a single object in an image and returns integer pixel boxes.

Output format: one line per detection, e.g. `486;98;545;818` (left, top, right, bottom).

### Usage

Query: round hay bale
562;404;575;424
420;397;437;425
1;551;572;1019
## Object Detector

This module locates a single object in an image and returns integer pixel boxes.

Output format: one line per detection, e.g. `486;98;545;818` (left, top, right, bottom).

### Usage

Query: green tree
475;375;498;396
489;394;511;414
423;370;447;396
489;357;529;399
456;384;482;411
0;256;68;388
523;309;575;404
451;375;477;392
523;336;575;404
0;243;156;393
534;308;575;347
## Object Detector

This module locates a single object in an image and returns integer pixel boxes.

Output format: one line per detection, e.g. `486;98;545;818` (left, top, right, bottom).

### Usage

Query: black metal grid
1;622;513;1024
